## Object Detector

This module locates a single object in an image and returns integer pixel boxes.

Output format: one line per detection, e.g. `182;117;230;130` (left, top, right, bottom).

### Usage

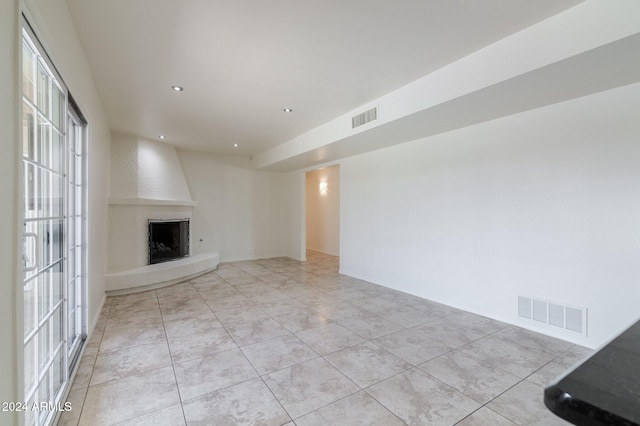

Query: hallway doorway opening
305;165;340;263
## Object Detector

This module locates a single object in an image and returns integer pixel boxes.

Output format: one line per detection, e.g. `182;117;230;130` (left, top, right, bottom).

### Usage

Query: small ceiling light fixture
159;135;166;140
233;143;239;148
283;108;293;112
171;85;184;92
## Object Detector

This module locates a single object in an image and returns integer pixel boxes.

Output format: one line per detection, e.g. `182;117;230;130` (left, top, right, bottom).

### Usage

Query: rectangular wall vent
518;296;532;319
533;299;547;323
549;303;564;328
518;295;587;336
352;107;378;129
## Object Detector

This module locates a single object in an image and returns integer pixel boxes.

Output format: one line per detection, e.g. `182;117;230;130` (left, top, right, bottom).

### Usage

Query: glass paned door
21;25;87;426
66;106;86;368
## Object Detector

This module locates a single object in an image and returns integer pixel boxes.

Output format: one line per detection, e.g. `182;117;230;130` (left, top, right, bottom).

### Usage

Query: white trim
109;197;198;207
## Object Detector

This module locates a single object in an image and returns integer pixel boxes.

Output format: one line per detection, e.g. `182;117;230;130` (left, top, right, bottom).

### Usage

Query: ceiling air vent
352;107;377;129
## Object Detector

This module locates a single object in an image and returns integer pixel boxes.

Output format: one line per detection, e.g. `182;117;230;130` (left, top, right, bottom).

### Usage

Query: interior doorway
305;165;340;259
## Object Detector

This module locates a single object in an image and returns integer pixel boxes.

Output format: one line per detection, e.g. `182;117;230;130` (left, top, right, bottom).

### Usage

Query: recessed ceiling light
171;86;184;92
283;108;293;112
159;135;166;140
233;143;238;148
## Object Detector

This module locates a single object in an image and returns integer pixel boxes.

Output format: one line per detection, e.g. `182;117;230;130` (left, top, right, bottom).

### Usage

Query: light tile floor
59;251;592;425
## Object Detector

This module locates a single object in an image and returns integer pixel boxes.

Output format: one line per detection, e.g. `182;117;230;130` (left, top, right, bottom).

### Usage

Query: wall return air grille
518;295;587;337
352;107;378;129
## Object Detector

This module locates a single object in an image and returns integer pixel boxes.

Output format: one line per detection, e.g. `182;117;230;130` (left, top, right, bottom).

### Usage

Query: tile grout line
199;267;296;422
155;288;190;426
177;272;294;421
72;300;112;426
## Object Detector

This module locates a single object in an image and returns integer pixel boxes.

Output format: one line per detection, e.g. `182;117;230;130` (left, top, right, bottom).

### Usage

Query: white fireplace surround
106;134;219;293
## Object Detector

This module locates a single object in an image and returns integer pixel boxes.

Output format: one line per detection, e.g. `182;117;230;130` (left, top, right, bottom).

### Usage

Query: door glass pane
24;336;37;395
25;164;37;220
24;276;37;338
51;130;63;173
67;277;76;345
51;220;63;262
24;221;38;279
51;175;63;218
75;153;82;177
38;271;50;323
36;63;49;116
67;221;75;268
51;262;63;306
52;305;63;351
39;169;50;218
75;218;82;249
52;349;64;399
28;166;39;217
37;115;50;168
75;185;82;216
37;221;50;270
75;245;82;273
51;84;64;131
68;314;76;351
68;150;75;184
38;367;51;408
38;320;50;372
23;101;36;159
23;41;35;101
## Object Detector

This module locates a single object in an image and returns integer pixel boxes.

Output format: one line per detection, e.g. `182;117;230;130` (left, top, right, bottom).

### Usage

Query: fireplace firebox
148;219;190;264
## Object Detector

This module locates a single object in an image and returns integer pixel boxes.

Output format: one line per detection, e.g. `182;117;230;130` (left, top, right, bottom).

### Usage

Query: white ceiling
66;0;584;157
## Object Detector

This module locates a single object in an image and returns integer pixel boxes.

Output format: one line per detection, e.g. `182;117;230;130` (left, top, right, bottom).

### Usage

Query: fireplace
148;219;190;264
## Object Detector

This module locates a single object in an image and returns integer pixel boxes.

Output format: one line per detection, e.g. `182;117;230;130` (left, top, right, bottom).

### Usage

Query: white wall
0;1;19;423
340;83;640;348
282;172;306;261
306;166;340;256
177;150;288;262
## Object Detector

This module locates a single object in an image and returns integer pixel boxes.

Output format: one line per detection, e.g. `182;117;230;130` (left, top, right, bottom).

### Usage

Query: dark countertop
544;319;640;426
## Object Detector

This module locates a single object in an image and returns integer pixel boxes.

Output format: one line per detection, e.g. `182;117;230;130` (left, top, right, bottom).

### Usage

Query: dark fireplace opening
148;219;190;265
